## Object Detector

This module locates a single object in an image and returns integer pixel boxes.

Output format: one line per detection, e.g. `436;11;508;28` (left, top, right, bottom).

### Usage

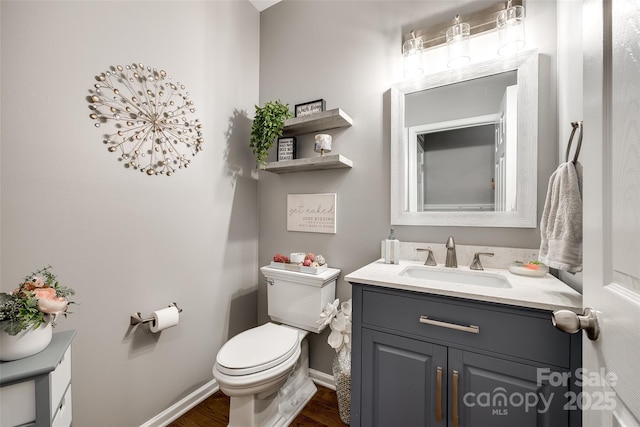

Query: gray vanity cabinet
351;284;581;427
448;348;568;427
361;328;447;426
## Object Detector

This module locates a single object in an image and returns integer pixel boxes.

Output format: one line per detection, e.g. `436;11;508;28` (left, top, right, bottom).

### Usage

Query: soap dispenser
381;228;400;264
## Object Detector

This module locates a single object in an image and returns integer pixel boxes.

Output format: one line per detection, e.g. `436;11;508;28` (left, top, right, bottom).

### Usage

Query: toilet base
226;337;317;427
228;378;316;427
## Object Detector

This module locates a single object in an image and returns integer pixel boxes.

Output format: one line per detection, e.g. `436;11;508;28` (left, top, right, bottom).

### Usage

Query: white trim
422;203;495;211
309;368;335;390
141;371;335;427
409;114;498;135
140;379;219;427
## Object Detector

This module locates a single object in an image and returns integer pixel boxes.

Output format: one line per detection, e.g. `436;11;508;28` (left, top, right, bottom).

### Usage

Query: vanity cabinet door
361;328;447;427
449;348;569;427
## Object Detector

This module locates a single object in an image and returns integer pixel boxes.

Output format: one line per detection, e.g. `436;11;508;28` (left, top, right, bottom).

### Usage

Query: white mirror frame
391;49;538;227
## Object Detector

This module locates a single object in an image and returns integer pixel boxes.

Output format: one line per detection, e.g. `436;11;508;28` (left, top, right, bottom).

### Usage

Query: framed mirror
391;49;538;227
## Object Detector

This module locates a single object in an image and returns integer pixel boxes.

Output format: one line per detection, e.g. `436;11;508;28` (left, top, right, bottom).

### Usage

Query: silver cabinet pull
419;315;480;334
436;367;443;422
453;370;460;427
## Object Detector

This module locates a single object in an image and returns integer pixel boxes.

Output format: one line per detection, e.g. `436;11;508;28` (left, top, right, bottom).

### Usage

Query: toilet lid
216;323;299;376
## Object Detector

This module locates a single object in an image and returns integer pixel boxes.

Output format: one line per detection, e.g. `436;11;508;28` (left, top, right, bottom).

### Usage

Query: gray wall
1;1;260;425
405;70;517;127
258;0;559;374
423;125;495;207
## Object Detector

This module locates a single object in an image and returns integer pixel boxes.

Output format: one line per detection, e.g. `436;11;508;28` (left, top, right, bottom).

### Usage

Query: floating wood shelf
282;108;353;136
264;154;353;174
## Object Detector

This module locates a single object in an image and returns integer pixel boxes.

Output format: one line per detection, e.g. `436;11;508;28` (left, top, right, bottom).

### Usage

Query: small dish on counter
509;261;549;277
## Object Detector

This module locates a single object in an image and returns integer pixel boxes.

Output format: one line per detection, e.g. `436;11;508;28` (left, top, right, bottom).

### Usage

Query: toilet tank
260;266;340;333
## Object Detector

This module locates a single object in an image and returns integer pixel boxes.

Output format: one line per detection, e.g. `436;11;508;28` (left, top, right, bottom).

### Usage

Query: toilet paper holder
130;302;183;326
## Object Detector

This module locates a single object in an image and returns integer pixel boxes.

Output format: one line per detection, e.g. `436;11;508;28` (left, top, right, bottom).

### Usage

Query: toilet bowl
214;323;301;396
213;323;316;427
212;266;340;427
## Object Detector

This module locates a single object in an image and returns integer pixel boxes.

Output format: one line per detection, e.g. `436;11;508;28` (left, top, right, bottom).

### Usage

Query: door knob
552;308;600;340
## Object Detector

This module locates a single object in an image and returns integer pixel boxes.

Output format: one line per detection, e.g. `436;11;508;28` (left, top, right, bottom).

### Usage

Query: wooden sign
287;193;337;234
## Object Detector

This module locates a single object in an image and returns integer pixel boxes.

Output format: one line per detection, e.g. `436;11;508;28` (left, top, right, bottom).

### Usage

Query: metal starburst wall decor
87;63;203;176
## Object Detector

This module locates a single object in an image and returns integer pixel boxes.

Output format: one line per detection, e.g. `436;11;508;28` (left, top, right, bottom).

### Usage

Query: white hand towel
538;161;583;273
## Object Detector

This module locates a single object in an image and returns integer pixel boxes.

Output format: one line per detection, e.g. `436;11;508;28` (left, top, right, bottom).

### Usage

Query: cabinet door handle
453;370;460;427
419;316;480;334
436;367;443;422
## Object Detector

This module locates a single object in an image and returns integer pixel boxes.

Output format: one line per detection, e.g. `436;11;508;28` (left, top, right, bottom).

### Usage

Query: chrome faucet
469;252;494;271
416;247;437;266
445;236;457;268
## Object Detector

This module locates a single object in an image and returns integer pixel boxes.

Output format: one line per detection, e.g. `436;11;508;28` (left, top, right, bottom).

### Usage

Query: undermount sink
399;266;512;288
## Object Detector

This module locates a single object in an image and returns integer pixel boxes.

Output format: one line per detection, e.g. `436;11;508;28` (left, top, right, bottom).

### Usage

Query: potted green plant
249;100;293;167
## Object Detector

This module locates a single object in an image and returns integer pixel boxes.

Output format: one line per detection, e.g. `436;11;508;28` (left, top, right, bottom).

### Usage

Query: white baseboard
309;368;335;390
141;371;334;427
140;379;219;427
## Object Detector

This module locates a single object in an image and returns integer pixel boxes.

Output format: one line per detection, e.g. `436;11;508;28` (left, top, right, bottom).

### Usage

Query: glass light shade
497;4;525;56
446;18;471;68
403;37;425;79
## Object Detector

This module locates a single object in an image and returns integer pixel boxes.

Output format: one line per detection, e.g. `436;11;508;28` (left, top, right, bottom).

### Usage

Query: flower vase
0;320;53;361
332;347;351;424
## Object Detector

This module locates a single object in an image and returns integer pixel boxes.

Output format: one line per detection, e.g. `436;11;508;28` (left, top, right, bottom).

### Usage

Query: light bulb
497;0;525;56
446;15;471;68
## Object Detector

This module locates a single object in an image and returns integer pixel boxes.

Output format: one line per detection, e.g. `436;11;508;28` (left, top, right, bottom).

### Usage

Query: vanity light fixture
446;15;471;68
400;0;524;76
496;0;526;56
402;31;425;79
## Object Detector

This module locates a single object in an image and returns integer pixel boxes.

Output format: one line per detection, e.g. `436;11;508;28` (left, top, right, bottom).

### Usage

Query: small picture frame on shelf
294;99;326;117
277;137;297;161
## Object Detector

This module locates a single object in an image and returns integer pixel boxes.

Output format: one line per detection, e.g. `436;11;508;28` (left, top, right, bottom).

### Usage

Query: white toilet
213;265;340;427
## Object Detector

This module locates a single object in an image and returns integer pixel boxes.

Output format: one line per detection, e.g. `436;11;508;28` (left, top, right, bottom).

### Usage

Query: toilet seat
216;323;299;376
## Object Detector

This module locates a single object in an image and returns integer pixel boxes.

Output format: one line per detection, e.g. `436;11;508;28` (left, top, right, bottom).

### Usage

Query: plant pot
332;347;351;424
0;320;52;361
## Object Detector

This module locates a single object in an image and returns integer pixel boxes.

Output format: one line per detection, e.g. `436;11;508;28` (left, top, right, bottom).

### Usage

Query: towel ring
565;121;583;163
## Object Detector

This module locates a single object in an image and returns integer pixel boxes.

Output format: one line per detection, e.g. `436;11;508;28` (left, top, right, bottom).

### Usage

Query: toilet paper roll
150;306;180;333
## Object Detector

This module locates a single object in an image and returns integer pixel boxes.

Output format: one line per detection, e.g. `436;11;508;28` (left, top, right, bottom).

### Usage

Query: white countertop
345;259;583;313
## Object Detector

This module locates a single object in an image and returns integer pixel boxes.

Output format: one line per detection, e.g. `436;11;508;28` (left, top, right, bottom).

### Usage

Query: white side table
0;330;75;427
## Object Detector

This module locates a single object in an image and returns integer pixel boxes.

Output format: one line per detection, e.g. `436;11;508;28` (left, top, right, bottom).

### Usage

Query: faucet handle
416;247;437;266
470;252;494;271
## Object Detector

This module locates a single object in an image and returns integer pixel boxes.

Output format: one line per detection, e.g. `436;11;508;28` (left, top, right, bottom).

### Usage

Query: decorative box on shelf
269;262;329;275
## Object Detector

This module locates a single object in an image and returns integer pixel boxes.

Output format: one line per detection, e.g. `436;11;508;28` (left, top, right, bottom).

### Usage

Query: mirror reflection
390;50;538;227
406;72;517;212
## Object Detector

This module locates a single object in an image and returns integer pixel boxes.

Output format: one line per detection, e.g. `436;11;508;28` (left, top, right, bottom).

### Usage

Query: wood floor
168;385;346;427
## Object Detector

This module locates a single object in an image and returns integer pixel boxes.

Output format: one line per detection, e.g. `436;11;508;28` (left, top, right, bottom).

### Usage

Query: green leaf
249;100;293;167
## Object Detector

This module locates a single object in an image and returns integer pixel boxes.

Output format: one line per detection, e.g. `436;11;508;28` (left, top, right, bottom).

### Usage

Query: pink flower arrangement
34;287;69;314
0;266;75;335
